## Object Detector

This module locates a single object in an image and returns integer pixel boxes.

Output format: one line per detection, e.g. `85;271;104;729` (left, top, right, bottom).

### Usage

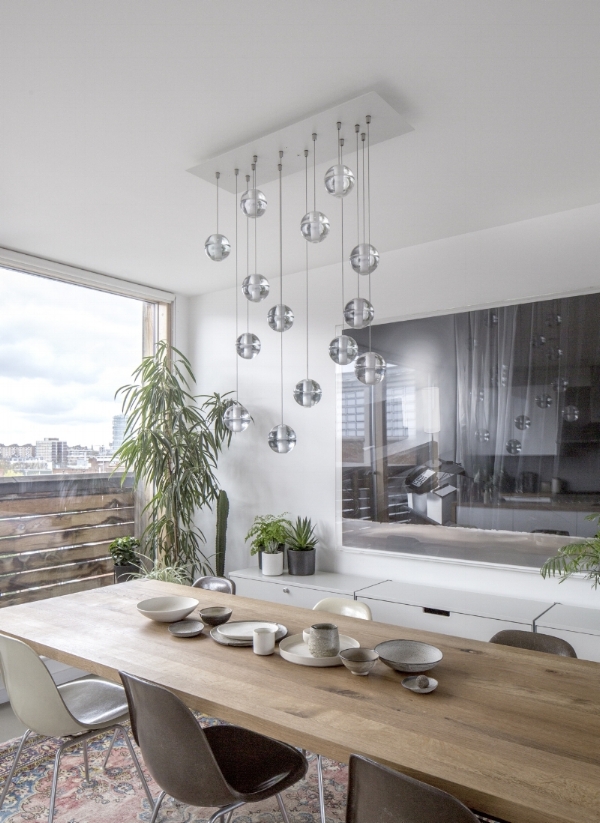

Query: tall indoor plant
114;341;232;580
541;515;600;589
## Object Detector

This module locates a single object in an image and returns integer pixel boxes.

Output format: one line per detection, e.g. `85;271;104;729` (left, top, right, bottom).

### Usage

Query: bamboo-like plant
541;515;600;589
114;341;232;580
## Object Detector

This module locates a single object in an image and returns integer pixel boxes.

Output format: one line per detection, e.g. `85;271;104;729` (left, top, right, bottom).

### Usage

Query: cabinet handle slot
423;607;450;616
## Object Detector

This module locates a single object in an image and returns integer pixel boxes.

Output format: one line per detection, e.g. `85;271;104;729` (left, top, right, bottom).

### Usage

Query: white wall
189;202;600;608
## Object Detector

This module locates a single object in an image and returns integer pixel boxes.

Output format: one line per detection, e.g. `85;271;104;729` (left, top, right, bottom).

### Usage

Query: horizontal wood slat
0;492;133;518
0;507;135;538
0;574;114;608
0;558;114;593
0;523;133;555
0;542;113;575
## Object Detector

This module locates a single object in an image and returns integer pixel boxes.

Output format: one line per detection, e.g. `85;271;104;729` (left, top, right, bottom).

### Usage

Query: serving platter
279;634;359;667
168;619;205;638
217;620;280;641
210;623;288;647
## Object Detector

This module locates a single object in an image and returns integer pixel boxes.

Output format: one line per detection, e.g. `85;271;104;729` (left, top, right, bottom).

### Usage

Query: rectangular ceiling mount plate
187;91;413;193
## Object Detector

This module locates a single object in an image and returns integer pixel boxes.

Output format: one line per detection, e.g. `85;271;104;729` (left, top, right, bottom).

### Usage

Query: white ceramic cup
253;627;276;655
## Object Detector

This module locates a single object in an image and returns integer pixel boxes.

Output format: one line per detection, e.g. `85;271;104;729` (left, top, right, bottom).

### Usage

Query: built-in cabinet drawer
536;604;600;662
233;576;346;609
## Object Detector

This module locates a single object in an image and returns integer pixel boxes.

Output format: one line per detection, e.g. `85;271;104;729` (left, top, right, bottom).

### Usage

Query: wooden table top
0;579;598;823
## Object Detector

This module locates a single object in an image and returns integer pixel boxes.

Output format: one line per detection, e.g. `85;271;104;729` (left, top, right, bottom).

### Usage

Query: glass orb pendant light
300;135;330;243
240;189;267;218
268;423;296;453
344;297;374;329
241;273;269;302
325;122;355;197
267;304;294;332
350;127;379;274
236;332;261;359
223;401;251;432
355;351;386;385
350;242;379;275
204;172;231;262
329;334;358;365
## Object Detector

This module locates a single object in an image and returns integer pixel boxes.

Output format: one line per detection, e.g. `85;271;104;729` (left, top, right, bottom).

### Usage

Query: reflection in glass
515;415;531;431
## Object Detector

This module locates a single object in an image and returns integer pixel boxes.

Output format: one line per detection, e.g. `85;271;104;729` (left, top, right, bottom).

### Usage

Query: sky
0;266;142;447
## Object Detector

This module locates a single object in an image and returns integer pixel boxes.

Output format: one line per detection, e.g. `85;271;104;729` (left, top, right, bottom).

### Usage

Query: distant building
0;443;35;460
112;415;128;451
35;438;68;468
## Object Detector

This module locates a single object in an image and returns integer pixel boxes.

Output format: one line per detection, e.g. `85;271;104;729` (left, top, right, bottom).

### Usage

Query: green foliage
215;489;229;577
108;536;140;565
287;516;318;551
263;539;281;555
245;513;292;556
133;563;189;584
113;341;232;580
541;516;600;589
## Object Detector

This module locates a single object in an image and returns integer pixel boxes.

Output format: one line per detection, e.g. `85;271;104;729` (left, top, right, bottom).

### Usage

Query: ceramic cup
308;623;340;658
253;627;276;655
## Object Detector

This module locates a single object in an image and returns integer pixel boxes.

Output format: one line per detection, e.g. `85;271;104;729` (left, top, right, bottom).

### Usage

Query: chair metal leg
208;801;245;823
277;792;292;823
48;739;70;823
113;724;154;807
102;728;119;769
316;754;326;823
82;739;90;783
149;790;167;823
0;728;32;810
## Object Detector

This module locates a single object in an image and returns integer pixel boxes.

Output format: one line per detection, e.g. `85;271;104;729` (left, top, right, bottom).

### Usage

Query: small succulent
287;517;318;551
263;539;281;555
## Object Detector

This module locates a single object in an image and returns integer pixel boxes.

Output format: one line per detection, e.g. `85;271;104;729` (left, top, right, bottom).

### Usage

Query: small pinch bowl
137;596;199;623
198;606;233;627
339;647;379;676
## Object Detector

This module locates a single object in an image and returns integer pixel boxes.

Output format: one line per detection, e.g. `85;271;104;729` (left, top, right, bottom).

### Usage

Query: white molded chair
0;633;153;823
313;596;372;621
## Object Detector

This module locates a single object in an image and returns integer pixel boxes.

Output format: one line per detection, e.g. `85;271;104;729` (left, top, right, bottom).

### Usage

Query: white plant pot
262;551;284;576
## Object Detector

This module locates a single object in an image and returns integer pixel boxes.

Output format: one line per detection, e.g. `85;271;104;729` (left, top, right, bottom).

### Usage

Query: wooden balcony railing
0;474;135;607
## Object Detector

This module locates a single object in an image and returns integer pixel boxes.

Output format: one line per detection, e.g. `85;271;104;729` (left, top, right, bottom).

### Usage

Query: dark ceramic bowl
198;606;233;627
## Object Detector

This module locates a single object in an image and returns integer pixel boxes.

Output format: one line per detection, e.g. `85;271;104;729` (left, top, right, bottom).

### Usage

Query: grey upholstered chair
192;575;236;595
346;754;479;823
119;670;307;823
489;629;577;658
0;634;152;823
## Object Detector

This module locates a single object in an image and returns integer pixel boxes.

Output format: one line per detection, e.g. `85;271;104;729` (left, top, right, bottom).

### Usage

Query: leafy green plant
113;341;232;580
287;516;318;551
263;539;281;555
133;563;189;584
108;536;140;566
541;515;600;589
245;513;292;556
215;489;229;577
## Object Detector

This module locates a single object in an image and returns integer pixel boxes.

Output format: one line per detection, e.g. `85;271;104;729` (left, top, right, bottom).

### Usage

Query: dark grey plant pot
287;548;315;576
114;563;139;583
258;545;285;570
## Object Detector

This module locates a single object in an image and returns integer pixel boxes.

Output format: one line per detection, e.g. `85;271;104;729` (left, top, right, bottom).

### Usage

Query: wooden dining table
0;578;597;823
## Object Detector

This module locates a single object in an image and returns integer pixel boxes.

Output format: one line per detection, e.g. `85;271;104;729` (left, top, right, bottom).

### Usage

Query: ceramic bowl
198;606;233;627
375;639;443;673
339;647;379;676
137;596;199;623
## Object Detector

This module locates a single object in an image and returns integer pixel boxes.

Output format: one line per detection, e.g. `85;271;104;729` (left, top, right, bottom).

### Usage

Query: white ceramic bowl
137;596;199;623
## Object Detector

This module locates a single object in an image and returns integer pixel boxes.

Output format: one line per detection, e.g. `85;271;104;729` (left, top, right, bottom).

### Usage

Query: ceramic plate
168;619;205;638
217;621;281;641
210;624;288;647
279;634;360;667
401;676;438;694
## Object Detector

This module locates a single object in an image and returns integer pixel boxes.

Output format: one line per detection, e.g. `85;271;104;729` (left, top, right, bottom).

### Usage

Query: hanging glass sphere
536;393;553;409
204;234;231;262
562;405;580;423
241;274;269;302
350;243;379;275
300;211;330;243
267;304;294;332
293;378;322;408
475;429;491;443
515;415;531;431
506;439;522;456
344;297;374;329
552;377;569;392
223;402;251;433
240;188;267;218
324;164;355;197
236;332;261;360
548;347;563;361
329;334;358;365
355;352;386;385
531;334;546;348
268;423;296;454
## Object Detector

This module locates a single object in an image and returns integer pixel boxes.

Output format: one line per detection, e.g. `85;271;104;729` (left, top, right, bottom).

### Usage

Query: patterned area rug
0;718;507;823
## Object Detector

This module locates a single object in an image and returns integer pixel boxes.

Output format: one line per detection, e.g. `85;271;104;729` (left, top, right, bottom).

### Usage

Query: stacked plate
210;620;287;647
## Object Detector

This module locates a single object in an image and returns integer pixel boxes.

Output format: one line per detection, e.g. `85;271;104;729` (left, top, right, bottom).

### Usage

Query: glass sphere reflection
536;394;553;409
236;332;261;360
515;415;531;431
563;405;580;423
268;423;296;454
548;347;563;361
240;188;267;218
267;304;294;332
204;234;231;262
355;352;386;385
552;377;569;392
223;402;251;433
293;378;322;407
329;334;358;365
506;439;522;455
241;274;269;302
344;297;374;329
531;334;546;348
300;211;330;243
350;243;379;275
475;429;491;443
324;164;355;198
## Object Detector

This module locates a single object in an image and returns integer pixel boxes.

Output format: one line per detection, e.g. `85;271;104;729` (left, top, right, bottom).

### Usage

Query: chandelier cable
305;149;310;378
340;134;345;329
215;172;220;234
312;133;317;212
355;124;360;295
252;157;257;275
234;168;239;400
245;174;250;332
279;153;284;423
367;116;372;352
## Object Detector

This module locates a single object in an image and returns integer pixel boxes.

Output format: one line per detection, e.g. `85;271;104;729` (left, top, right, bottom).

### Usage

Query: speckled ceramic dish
168;619;205;638
375;640;443;673
339;647;379;676
402;675;438;694
198;606;233;626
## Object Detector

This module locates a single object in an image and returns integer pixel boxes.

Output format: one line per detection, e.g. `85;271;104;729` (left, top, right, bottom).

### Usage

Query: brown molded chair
119;671;306;823
346;754;479;823
489;629;577;658
192;576;236;595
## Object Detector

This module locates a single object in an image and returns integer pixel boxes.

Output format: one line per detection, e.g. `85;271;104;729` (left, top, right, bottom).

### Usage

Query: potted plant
245;513;292;570
261;539;284;576
109;536;141;583
286;516;318;576
541;514;600;588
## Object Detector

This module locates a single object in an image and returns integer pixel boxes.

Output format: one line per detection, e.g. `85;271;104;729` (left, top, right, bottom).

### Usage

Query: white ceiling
1;1;600;296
